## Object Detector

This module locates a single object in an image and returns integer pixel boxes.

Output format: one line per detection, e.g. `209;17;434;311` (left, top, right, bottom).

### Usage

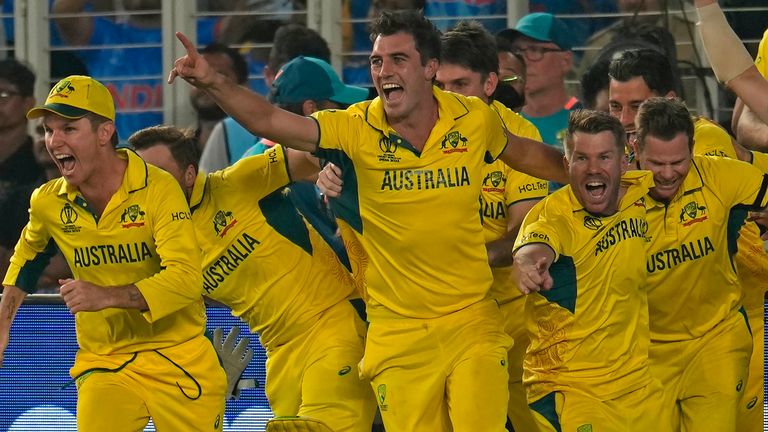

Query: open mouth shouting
579;175;617;215
53;153;77;176
585;180;607;199
381;83;404;103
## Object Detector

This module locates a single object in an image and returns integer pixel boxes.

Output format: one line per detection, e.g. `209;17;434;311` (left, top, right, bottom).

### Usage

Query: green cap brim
329;85;370;106
27;103;90;120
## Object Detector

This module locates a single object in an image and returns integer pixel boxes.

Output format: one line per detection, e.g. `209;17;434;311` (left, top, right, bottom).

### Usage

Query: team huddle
1;1;767;431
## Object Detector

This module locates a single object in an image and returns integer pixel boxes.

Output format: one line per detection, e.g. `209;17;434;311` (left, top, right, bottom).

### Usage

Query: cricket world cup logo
60;203;78;225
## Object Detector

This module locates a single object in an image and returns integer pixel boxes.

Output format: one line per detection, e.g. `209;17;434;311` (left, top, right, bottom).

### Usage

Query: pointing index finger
175;31;199;58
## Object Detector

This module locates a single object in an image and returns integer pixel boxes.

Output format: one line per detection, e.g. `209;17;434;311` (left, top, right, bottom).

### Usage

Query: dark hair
441;20;498;79
268;24;331;73
369;9;441;65
582;39;660;110
564;109;626;158
0;58;35;97
127;125;200;171
201;43;248;84
495;36;525;65
372;0;426;10
608;48;678;97
85;112;119;147
581;60;610;110
635;97;694;151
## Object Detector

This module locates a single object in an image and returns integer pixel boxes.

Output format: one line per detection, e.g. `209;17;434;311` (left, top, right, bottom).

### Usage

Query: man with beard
608;46;768;430
169;9;567;431
634;97;768;430
433;21;546;431
513;110;665;431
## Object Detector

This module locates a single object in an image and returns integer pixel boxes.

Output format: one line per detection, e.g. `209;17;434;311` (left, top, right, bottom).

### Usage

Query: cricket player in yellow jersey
734;35;768;424
0;76;226;431
513;110;664;431
169;9;568;432
131;131;377;430
633;97;768;431
690;107;768;432
695;5;768;427
609;47;768;430
435;21;546;431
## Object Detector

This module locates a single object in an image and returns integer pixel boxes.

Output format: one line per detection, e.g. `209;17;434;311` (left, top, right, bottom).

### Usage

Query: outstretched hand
513;256;554;294
168;32;217;88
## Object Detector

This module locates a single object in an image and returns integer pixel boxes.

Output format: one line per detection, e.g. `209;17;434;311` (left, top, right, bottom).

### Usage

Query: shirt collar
362;86;471;135
189;171;207;211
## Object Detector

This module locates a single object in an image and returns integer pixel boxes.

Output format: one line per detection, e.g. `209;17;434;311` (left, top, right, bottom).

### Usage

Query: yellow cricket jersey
752;150;768;172
4;149;205;355
689;116;768;325
485;100;548;304
189;145;357;351
693;116;738;158
756;29;767;77
644;155;768;341
513;170;655;401
312;87;508;319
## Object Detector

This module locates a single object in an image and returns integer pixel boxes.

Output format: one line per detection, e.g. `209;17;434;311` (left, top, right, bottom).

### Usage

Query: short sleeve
215;144;291;200
513;199;565;260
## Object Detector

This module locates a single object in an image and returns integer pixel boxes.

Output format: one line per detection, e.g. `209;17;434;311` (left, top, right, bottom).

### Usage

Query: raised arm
735;101;768;151
168;32;320;153
695;0;768;125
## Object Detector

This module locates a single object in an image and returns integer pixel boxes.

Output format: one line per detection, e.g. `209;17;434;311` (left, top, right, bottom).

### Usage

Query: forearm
486;233;516;267
695;1;753;85
0;286;27;332
503;133;568;184
286;148;321;181
205;74;319;152
736;103;768;151
109;284;149;310
695;2;768;125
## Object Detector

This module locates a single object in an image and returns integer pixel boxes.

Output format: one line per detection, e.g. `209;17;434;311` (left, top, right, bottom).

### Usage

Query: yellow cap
27;75;115;121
